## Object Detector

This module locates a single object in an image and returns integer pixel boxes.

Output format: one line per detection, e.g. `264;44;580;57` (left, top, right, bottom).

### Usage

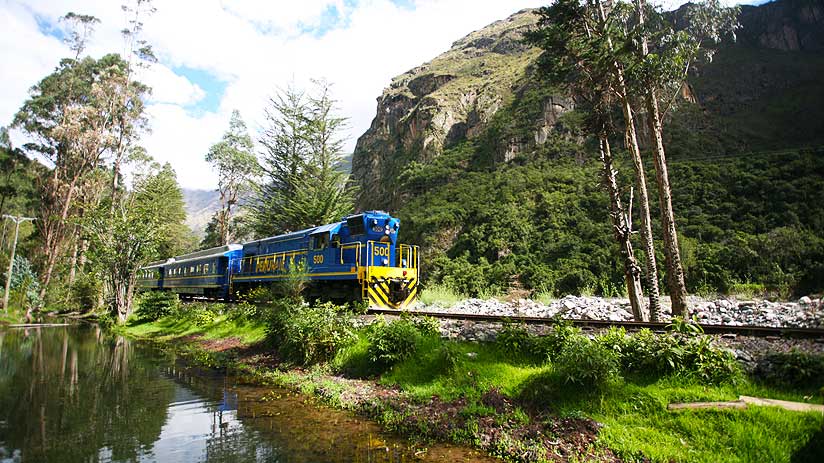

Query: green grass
363;336;824;463
122;313;267;345
0;308;27;325
417;283;466;307
120;304;824;463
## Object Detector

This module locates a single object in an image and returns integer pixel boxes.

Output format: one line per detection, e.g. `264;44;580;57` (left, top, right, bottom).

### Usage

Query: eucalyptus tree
205;110;259;245
527;0;648;320
528;0;662;318
626;0;738;316
13;53;149;299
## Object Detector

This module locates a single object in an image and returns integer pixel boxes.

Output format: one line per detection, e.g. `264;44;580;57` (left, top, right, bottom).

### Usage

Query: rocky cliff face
738;0;824;51
352;9;572;210
352;0;824;211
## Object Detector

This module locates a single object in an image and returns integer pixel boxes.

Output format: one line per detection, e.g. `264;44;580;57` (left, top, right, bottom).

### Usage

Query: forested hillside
353;0;824;298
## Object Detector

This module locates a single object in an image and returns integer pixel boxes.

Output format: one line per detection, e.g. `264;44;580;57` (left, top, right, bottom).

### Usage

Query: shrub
756;350;824;389
495;324;535;359
367;316;428;368
607;328;739;384
269;301;356;365
4;255;41;310
554;335;620;389
495;320;581;363
408;314;441;336
683;336;740;384
595;326;630;355
135;291;179;322
70;272;102;312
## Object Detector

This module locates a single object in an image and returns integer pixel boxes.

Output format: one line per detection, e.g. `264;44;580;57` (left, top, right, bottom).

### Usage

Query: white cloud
140;64;205;106
0;0;756;189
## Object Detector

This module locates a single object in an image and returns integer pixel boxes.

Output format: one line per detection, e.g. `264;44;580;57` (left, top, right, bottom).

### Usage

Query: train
136;211;419;309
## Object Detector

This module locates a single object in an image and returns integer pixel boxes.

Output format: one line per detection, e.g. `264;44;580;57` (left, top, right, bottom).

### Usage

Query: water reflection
0;326;492;463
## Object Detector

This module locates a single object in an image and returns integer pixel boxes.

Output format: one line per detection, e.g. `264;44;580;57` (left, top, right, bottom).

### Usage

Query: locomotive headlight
382;258;389;265
385;229;390;235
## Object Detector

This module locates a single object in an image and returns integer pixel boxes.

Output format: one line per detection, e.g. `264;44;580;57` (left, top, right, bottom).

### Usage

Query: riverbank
118;300;824;463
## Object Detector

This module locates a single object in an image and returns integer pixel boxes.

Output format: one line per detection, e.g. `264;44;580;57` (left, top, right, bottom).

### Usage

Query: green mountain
351;0;824;298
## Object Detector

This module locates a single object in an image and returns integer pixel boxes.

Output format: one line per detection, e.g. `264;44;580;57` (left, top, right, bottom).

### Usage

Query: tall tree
289;80;356;227
626;0;738;317
86;161;188;321
527;0;648;320
109;0;156;210
253;81;355;236
13;53;149;300
205;110;258;245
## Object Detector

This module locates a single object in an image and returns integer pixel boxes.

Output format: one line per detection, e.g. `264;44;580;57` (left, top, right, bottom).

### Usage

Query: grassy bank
119;295;824;463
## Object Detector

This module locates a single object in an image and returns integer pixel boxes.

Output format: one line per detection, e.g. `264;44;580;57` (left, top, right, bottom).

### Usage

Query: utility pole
2;214;35;312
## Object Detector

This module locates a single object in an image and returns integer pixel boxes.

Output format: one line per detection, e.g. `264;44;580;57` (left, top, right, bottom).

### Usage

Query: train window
312;234;329;250
347;214;365;235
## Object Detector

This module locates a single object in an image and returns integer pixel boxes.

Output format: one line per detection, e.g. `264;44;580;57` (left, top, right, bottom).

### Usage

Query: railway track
367;308;824;339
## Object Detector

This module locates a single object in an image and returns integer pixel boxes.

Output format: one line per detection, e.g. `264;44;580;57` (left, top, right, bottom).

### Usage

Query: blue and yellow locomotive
137;211;419;309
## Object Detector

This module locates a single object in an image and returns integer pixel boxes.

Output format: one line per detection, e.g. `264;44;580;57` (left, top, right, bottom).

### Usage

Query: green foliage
267;300;356;365
756;350;824;389
252;81;355;237
69;272;101;312
135;291;179;322
611;328;740;384
554;335;620;389
86;161;191;321
398;124;824;298
4;255;41;309
495;321;582;364
367;316;426;368
205;109;259;246
417;283;466;307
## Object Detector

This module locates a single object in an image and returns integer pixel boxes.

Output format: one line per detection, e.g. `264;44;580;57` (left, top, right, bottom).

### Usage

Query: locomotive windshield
346;214;365;235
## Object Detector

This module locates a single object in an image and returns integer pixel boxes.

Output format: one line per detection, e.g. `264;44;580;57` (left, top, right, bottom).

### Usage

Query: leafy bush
70;272;101;311
135;291;180;322
367;316;431;368
408;314;441;336
4;255;41;309
607;328;739;384
496;321;581;363
495;324;535;358
554;335;620;389
184;302;224;326
268;301;356;365
755;350;824;389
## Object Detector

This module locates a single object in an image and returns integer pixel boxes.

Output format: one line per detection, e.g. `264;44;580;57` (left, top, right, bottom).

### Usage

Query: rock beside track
418;295;824;328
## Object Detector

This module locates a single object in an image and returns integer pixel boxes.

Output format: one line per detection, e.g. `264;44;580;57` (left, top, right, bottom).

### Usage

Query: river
0;325;493;463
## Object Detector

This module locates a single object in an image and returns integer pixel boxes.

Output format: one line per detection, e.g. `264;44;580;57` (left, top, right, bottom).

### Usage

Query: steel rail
367;308;824;339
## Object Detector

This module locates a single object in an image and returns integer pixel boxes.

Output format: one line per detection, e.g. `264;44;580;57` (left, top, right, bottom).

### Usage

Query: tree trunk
39;176;80;300
599;135;647;321
596;0;662;320
645;90;689;317
634;0;689;317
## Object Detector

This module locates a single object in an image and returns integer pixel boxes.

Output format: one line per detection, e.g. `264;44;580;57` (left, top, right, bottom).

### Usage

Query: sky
1;0;759;190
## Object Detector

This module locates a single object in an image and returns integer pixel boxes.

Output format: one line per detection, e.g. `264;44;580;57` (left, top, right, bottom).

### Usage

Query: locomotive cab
342;211;418;308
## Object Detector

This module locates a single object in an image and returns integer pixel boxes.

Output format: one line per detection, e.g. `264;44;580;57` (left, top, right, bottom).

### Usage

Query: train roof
167;244;243;265
245;211;391;247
